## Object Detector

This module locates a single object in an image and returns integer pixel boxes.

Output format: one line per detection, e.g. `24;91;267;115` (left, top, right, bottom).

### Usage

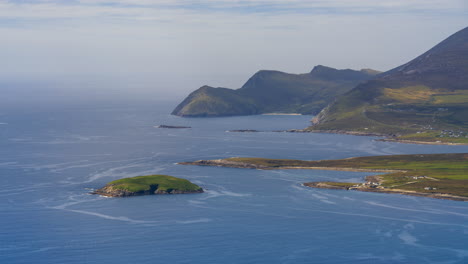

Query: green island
180;153;468;201
92;175;203;197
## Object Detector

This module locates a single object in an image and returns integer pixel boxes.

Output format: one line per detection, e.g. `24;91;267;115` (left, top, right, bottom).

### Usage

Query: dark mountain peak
360;68;382;75
310;65;336;73
310;65;379;81
240;70;289;90
309;27;468;142
248;69;286;80
173;65;376;117
198;85;215;91
382;26;468;89
254;69;284;75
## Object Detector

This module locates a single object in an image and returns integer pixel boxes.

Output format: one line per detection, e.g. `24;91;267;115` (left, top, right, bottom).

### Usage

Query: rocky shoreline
303;181;468;201
290;129;468;145
222;128;467;145
91;184;203;197
179;159;270;169
156;125;191;129
289;129;389;137
180;155;468;202
91;175;204;198
376;138;468;145
179;159;402;173
227;129;262;133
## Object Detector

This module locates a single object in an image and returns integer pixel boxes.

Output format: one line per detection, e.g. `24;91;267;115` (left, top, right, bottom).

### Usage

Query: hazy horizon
1;0;467;102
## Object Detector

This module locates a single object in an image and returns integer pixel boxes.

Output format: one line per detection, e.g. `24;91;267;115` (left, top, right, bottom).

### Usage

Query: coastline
262;113;302;116
298;129;468;146
376;138;468;146
303;182;468;202
180;159;403;173
180;155;468;202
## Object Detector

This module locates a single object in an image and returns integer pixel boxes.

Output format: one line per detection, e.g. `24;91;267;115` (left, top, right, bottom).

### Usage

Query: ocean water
1;101;467;264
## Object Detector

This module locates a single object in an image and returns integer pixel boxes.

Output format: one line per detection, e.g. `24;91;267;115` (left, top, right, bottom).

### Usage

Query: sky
0;0;467;102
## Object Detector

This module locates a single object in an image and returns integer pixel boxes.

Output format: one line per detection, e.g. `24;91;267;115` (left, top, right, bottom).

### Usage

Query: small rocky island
156;125;191;129
92;175;203;197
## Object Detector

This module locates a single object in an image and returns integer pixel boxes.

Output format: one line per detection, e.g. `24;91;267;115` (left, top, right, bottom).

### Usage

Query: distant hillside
309;27;468;144
172;66;379;117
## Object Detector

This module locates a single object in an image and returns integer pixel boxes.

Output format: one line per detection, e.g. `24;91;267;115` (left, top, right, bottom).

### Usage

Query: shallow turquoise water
1;101;467;264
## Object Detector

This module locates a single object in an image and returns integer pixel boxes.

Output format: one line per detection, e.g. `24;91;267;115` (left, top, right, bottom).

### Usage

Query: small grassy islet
108;175;202;192
93;175;203;197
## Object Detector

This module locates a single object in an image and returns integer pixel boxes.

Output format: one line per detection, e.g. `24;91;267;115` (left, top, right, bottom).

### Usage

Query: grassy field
225;154;468;198
107;175;202;193
395;131;468;144
308;82;468;144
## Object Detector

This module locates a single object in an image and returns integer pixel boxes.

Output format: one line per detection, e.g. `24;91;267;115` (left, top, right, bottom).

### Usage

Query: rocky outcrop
92;184;203;197
304;181;468;201
227;129;261;133
179;159;270;169
303;182;351;190
157;125;191;129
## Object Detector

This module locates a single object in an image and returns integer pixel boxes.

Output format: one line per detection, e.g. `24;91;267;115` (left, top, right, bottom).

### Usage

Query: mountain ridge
172;66;380;117
309;26;468;144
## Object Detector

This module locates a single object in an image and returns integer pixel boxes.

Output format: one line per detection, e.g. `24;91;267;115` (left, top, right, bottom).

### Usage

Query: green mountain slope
172;66;379;117
309;27;468;144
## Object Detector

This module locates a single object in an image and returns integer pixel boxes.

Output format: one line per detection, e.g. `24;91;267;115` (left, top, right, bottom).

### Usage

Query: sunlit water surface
1;101;467;264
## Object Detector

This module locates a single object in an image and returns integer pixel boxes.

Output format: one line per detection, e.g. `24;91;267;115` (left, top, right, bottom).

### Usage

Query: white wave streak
85;157;165;183
365;201;468;218
65;209;158;224
320;199;337;205
199;190;251;200
0;161;18;166
50;157;151;173
292;208;468;228
0;189;38;197
176;218;212;224
30;247;60;253
25;160;91;170
0;183;51;194
47;194;96;209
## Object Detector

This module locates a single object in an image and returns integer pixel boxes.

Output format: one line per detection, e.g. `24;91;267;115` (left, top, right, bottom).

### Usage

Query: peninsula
180;153;468;201
92;175;203;197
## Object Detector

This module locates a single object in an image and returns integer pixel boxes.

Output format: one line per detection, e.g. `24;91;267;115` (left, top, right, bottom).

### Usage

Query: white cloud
0;0;466;98
0;0;466;21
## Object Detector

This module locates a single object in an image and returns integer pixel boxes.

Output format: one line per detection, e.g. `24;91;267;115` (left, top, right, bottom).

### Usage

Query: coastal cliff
172;66;379;117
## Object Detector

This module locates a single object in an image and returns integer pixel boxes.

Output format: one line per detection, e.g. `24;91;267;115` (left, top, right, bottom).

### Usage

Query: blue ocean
1;101;467;264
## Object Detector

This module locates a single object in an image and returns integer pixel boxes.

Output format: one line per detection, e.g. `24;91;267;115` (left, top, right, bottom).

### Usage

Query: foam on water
1;102;468;264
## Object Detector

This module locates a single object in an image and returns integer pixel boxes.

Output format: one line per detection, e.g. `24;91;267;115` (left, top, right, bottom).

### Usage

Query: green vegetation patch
433;90;468;104
226;154;468;198
320;182;358;188
108;175;202;193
